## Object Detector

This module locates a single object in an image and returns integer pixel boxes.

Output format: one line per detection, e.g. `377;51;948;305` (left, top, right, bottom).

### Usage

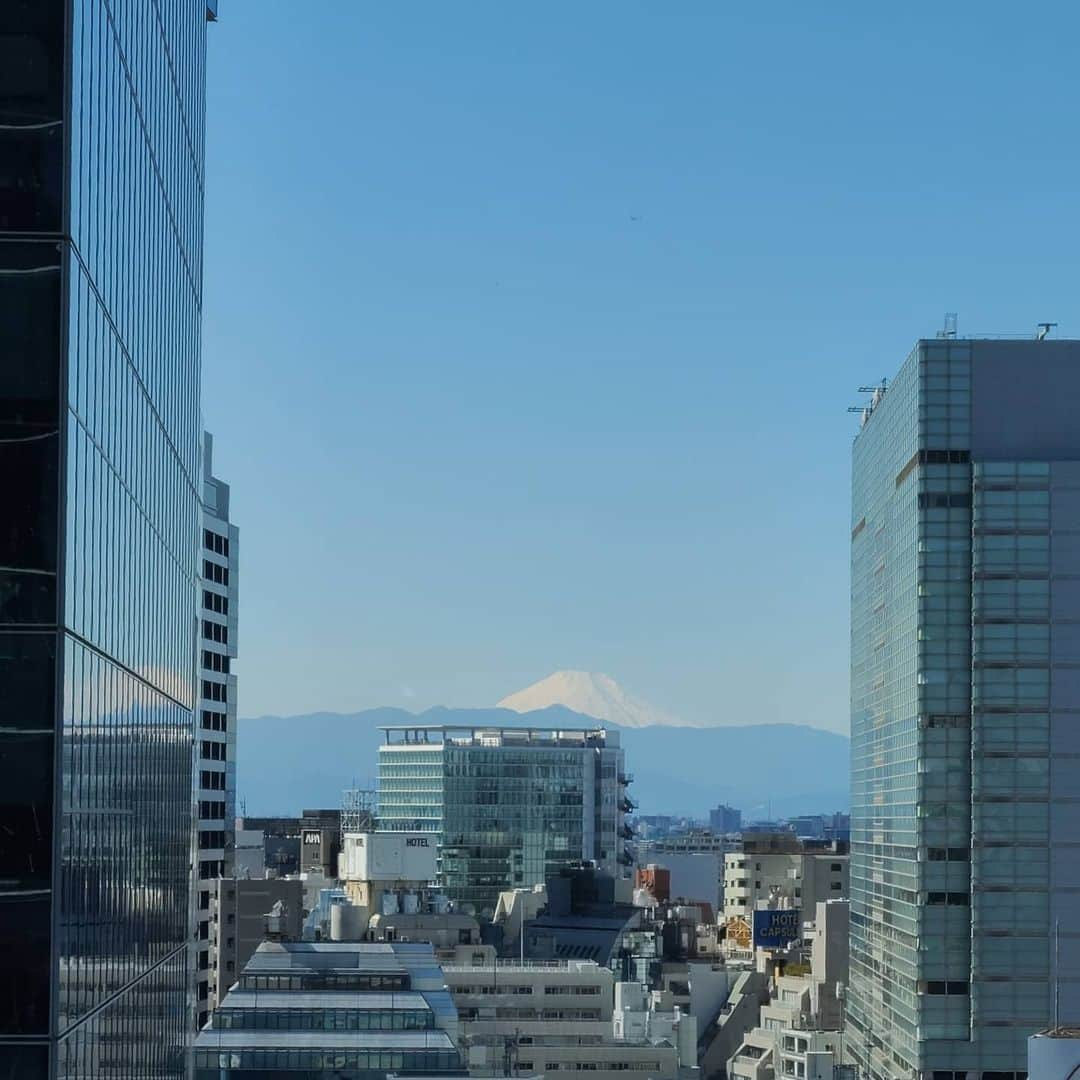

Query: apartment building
443;961;682;1079
196;431;240;1025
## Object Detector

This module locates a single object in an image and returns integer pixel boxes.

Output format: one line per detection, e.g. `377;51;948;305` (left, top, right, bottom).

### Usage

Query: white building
443;960;688;1080
727;901;849;1080
723;841;847;956
196;431;239;1026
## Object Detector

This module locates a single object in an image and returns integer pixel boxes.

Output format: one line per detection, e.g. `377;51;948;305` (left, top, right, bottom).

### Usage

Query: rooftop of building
380;724;616;748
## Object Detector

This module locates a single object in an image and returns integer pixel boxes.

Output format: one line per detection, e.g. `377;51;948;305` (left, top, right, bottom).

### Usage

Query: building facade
849;337;1080;1080
710;805;743;834
378;726;631;916
723;841;848;927
210;878;304;1007
444;960;683;1080
0;2;213;1075
196;431;239;1025
193;941;466;1078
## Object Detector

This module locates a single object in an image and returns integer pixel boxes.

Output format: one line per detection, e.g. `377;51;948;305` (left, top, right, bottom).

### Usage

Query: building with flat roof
209;877;304;1011
849;335;1080;1080
192;941;466;1078
444;960;687;1080
378;725;632;915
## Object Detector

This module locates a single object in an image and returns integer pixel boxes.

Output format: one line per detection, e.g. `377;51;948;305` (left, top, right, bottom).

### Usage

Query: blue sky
203;3;1080;734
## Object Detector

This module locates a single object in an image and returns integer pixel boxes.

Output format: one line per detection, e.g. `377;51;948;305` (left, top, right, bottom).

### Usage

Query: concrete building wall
210;878;303;1012
446;961;680;1080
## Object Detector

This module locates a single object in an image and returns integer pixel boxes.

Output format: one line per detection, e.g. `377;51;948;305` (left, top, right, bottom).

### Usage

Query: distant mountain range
237;704;849;820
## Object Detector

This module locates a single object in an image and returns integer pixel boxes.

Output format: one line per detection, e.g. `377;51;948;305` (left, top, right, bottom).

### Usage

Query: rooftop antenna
1037;322;1057;341
936;313;958;339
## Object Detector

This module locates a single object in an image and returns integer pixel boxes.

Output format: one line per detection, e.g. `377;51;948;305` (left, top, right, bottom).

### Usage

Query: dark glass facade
1;1;210;1075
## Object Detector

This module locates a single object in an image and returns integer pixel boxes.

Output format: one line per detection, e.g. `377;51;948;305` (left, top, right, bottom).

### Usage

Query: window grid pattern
849;342;974;1080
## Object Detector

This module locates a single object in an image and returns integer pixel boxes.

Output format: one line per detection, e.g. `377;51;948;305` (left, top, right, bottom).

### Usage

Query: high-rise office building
378;725;632;915
196;431;239;1025
849;337;1080;1080
0;2;214;1074
709;804;742;834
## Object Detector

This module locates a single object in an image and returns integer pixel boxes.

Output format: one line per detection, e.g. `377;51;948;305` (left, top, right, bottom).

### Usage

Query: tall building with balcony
196;431;239;1025
378;725;632;916
849;336;1080;1080
0;1;214;1075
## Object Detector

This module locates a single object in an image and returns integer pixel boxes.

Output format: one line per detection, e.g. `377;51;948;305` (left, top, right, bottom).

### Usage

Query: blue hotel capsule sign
752;909;801;949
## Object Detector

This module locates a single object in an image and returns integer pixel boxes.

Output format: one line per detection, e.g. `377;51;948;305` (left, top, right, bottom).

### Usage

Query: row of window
201;709;227;731
193;1049;461;1072
198;830;224;849
922;981;968;995
204;528;230;557
238;973;408;992
199;801;225;820
545;1062;666;1072
203;589;229;615
927;848;968;861
202;649;229;673
200;771;226;791
214;1007;433;1031
202;680;227;702
201;739;226;761
202;618;228;644
203;559;229;585
932;1072;1027;1080
926;892;969;905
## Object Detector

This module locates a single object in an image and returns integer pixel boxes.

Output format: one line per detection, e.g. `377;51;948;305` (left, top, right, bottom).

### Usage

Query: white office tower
195;432;240;1026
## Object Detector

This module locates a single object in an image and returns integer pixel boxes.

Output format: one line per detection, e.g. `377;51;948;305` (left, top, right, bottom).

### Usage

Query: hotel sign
752;909;801;949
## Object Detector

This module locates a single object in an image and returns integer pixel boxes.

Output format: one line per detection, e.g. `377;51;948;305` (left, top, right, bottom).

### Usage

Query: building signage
405;837;430;847
302;831;321;845
752;909;800;949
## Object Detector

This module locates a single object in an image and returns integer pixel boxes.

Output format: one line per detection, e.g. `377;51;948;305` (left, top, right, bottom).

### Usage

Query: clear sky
203;3;1080;734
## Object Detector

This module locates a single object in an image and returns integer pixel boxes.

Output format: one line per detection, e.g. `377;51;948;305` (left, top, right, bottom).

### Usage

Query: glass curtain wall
1;1;208;1075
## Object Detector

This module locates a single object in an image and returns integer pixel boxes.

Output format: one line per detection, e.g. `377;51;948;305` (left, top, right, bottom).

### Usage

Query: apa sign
752;909;800;949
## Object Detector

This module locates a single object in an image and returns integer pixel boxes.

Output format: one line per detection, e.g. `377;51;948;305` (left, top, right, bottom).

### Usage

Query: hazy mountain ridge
237;705;849;819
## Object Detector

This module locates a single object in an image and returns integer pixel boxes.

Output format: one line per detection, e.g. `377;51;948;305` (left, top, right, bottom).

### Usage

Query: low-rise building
726;901;850;1080
723;838;848;958
444;960;685;1080
192;941;466;1078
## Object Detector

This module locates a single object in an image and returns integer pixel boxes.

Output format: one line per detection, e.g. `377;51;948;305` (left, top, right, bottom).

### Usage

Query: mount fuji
497;670;699;728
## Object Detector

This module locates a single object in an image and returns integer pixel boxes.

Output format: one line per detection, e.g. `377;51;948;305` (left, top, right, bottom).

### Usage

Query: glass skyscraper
1;2;213;1075
849;337;1080;1080
378;726;632;916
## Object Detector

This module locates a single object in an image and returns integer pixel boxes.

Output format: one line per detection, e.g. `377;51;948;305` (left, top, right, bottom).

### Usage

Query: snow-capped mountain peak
497;670;691;729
